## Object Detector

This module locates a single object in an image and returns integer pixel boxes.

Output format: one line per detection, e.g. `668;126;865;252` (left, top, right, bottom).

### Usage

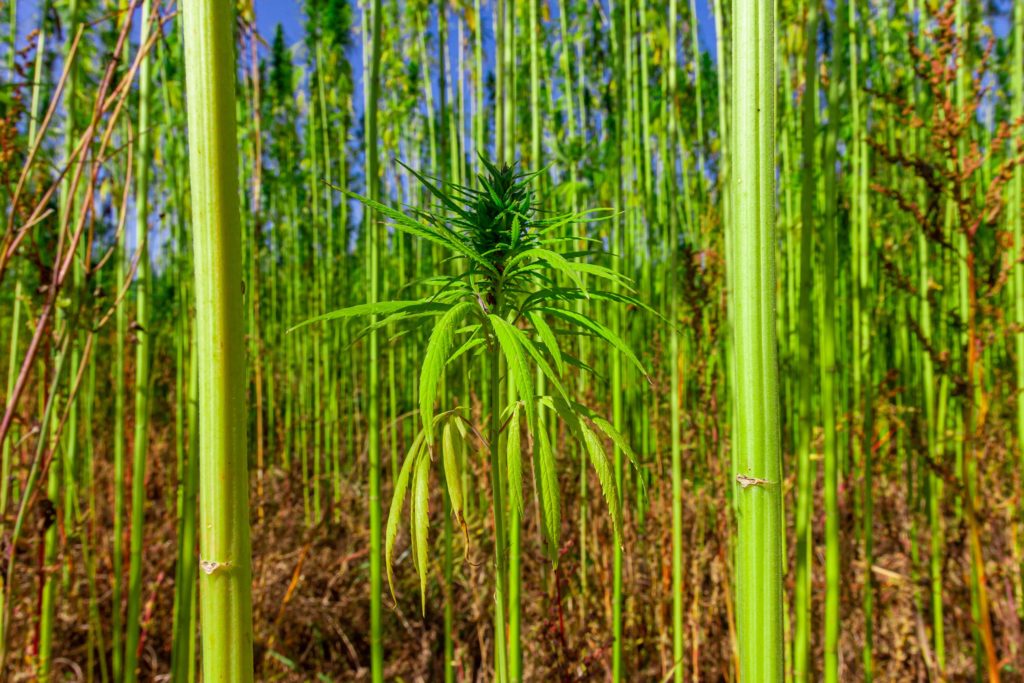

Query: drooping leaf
539;395;584;441
507;404;523;516
562;261;635;290
489;314;537;431
331;184;498;274
441;421;466;540
538;306;649;381
448;334;485;365
589;413;645;490
533;424;561;565
397;159;472;220
561;351;602;379
527;311;564;375
289;300;432;334
348;301;453;345
516;332;571;405
524;287;663;320
385;432;424;603
421;302;475;442
580;423;624;547
504;247;588;294
411;447;431;616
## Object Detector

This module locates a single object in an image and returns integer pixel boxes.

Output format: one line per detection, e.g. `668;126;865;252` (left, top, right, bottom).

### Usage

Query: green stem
489;329;509;683
123;0;154;676
171;331;200;682
794;2;818;678
1012;0;1024;635
821;3;847;678
666;0;684;677
731;0;784;680
181;0;255;678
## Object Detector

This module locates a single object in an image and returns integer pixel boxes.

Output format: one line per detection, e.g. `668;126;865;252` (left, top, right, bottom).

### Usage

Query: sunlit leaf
581;423;623;547
411;446;431;616
421;302;475;442
489;315;537;431
385;432;423;603
507;404;523;516
533;423;560;565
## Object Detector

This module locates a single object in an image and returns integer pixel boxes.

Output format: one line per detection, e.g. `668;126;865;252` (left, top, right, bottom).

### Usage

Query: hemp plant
294;157;649;677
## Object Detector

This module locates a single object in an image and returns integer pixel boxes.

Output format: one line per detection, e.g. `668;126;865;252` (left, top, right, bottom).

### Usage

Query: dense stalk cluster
1;0;1023;680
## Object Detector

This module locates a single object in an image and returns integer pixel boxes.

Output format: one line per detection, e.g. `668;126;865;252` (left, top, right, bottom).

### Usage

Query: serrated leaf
330;184;497;274
527;311;564;375
386;432;424;603
538;306;649;381
397;159;472;220
581;423;624;547
539;395;585;441
533;424;561;565
565;261;635;290
507;404;523;516
505;247;588;294
289;300;430;334
589;413;645;490
561;351;601;379
519;336;571;405
448;335;485;364
411;447;430;616
348;302;453;345
442;421;467;540
421;302;475;443
523;287;663;320
489;315;537;431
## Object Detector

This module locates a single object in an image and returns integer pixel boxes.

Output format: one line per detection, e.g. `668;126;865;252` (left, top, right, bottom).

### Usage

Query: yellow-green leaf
411;447;430;616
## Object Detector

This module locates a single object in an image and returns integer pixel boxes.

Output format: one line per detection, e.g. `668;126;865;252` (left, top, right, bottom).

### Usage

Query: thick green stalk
81;357;107;683
181;0;255;679
1012;0;1024;607
507;3;543;680
123;1;154;677
554;0;588;615
111;141;127;683
440;8;456;680
0;282;21;547
689;0;705;188
610;2;629;676
821;2;847;678
507;376;520;683
793;2;817;678
493;2;516;676
365;0;384;678
731;0;783;681
489;327;509;683
162;22;195;679
904;0;944;667
61;0;82;599
309;76;324;526
171;332;200;683
666;0;684;678
438;16;455;683
109;16;134;674
39;409;60;681
849;7;875;676
40;0;83;673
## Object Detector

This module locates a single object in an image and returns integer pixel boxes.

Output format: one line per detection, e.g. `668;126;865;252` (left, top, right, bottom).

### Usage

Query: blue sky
254;0;719;58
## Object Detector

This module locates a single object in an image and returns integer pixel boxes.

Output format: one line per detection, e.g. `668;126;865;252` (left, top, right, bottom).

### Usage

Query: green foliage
296;157;650;609
269;24;294;107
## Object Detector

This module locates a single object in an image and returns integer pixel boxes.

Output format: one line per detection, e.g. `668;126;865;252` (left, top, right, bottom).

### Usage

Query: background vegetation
1;0;1023;680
